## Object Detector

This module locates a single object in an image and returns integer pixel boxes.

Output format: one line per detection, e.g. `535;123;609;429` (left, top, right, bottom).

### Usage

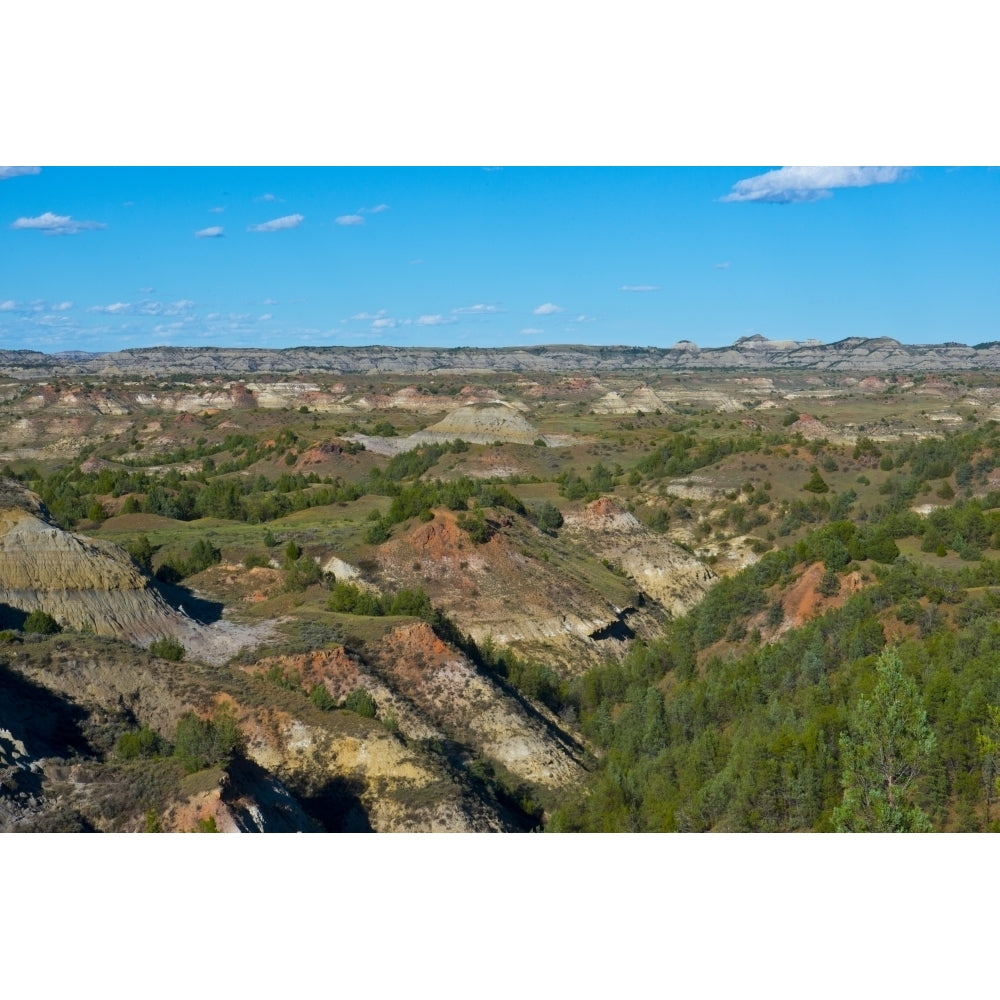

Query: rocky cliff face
562;497;718;617
0;479;207;648
5;337;1000;377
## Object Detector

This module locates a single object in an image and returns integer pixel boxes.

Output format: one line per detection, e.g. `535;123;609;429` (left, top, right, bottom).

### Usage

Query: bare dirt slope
370;509;659;671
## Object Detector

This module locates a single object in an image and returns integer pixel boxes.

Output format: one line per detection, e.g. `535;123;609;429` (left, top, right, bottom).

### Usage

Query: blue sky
2;165;998;353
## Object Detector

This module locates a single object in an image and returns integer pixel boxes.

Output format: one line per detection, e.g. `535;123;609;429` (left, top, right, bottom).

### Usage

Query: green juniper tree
976;705;1000;826
833;646;936;832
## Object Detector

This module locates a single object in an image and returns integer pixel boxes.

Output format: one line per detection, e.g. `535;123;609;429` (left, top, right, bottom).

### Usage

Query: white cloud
140;287;155;294
336;214;365;226
54;301;73;310
195;226;225;238
0;166;40;180
575;314;595;322
259;313;272;321
263;298;277;305
257;193;278;202
533;302;563;315
722;166;909;204
248;214;304;232
520;327;544;335
371;317;396;330
620;285;659;292
351;310;388;320
129;300;195;317
714;262;731;269
452;303;504;315
415;314;453;326
89;302;131;314
11;211;106;235
209;206;225;213
368;204;390;213
0;300;15;311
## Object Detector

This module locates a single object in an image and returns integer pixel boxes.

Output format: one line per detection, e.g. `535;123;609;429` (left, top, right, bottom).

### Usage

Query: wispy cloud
350;310;388;321
575;315;595;322
248;214;304;232
415;314;454;327
195;226;225;238
256;193;279;202
714;262;731;269
89;299;195;317
533;302;563;315
54;301;73;310
620;285;659;292
89;302;132;314
368;204;390;213
209;206;225;213
371;317;397;330
721;166;909;204
0;300;15;311
11;211;106;235
0;166;41;180
452;303;504;315
520;327;544;335
336;214;365;226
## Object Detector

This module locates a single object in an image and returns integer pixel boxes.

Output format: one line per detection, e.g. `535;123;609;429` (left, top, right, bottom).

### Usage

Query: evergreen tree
833;647;936;832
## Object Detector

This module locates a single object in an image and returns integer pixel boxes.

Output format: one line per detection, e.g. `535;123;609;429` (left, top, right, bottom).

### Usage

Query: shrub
186;538;222;575
535;501;564;534
364;520;390;545
243;551;270;569
116;724;167;759
284;555;322;592
149;635;185;661
24;610;60;635
126;534;154;574
457;508;491;544
343;688;377;718
173;705;244;774
309;684;336;710
802;471;830;494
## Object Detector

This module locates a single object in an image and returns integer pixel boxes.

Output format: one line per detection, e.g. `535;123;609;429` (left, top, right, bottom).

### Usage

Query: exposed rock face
0;479;267;663
368;622;587;789
562;497;717;617
409;401;553;446
0;479;179;636
592;387;675;414
6;337;1000;378
371;509;662;672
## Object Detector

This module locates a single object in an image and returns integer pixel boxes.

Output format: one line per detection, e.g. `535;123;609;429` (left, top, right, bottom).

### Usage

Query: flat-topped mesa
0;478;181;636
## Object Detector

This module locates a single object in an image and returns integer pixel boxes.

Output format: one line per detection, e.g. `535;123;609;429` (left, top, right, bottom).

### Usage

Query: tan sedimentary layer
562;497;717;617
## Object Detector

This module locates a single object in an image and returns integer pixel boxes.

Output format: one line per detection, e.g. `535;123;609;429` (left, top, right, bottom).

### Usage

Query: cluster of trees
634;432;771;481
548;527;1000;831
328;582;434;620
116;705;244;776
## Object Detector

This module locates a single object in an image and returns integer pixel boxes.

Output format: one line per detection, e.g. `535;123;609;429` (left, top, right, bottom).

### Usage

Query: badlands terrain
4;339;1000;831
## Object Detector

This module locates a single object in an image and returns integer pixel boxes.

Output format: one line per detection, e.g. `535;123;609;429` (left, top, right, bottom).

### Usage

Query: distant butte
2;337;999;376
